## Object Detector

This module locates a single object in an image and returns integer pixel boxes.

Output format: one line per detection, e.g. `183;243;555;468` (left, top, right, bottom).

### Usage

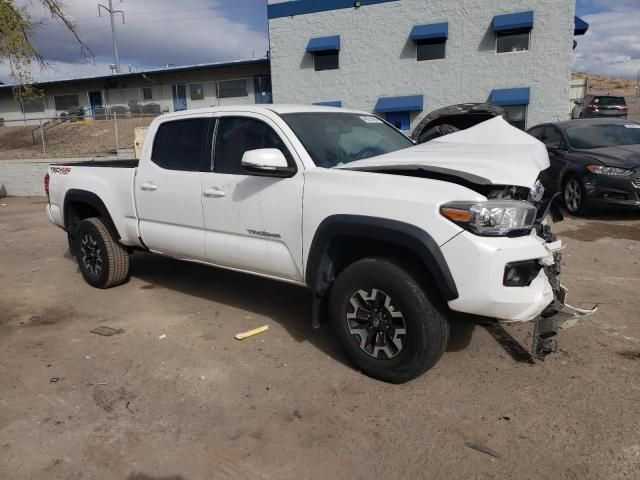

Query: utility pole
98;0;125;73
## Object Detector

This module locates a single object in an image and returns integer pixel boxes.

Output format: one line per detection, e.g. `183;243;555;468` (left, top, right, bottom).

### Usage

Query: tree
0;0;90;99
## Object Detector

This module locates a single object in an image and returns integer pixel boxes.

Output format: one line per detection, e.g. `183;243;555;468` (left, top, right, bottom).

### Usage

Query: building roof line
0;58;270;90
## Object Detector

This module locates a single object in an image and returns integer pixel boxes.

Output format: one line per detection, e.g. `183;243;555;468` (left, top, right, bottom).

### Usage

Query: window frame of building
313;51;339;71
213;116;295;175
416;38;446;61
218;79;248;99
502;105;528;130
190;83;205;101
141;87;153;100
53;94;80;112
496;30;531;53
21;97;46;114
151;118;211;172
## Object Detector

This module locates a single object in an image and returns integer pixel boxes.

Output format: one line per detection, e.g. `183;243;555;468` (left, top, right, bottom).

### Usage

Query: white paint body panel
47;105;557;323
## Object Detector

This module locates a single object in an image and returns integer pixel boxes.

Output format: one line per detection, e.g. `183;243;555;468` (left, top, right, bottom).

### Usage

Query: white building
267;0;589;131
0;59;271;125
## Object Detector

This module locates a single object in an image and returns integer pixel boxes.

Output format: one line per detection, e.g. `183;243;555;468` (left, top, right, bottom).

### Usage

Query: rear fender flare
63;189;120;240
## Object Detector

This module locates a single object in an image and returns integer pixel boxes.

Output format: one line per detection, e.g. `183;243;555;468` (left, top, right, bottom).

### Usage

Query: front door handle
203;187;226;198
140;182;158;191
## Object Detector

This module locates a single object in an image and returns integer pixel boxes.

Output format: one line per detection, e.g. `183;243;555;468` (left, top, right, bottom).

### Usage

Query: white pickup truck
46;105;565;383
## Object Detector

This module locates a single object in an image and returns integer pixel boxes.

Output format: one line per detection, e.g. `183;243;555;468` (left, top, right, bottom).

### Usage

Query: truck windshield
281;112;413;168
566;123;640;149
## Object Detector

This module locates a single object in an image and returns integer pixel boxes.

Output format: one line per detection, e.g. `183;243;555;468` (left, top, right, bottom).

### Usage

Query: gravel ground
1;197;639;480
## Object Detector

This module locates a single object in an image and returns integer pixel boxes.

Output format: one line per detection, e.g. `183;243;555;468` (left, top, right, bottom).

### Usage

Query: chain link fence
0;113;156;160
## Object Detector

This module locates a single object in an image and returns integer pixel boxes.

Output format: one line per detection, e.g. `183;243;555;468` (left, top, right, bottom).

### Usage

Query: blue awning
490;87;530;106
313;101;342;107
306;35;341;53
493;11;534;32
374;95;423;113
410;22;448;42
574;16;589;35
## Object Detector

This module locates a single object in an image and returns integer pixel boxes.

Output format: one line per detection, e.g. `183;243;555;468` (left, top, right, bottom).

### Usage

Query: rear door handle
140;182;158;191
203;187;226;198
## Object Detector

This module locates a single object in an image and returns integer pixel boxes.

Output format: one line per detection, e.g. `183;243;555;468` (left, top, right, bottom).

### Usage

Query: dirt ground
0;117;153;160
1;197;639;480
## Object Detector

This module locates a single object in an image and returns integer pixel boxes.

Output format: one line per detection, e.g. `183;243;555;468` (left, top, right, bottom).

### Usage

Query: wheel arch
306;215;459;303
63;189;121;240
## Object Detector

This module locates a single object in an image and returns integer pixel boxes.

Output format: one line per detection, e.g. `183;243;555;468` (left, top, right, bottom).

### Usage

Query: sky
0;0;638;84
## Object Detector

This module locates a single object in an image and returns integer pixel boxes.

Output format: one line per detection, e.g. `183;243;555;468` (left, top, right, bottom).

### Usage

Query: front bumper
441;230;554;322
584;172;640;208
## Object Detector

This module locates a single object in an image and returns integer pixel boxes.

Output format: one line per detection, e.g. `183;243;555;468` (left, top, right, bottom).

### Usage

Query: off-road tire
329;257;449;383
75;217;130;288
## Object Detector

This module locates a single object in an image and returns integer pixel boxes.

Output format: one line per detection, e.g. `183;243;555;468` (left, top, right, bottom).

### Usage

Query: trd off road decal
50;167;71;175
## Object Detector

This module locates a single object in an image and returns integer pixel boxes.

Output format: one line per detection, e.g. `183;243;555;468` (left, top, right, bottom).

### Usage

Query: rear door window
540;126;564;149
151;118;210;171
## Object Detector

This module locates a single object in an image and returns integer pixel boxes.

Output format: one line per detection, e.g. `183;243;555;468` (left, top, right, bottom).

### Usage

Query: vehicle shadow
126;252;477;367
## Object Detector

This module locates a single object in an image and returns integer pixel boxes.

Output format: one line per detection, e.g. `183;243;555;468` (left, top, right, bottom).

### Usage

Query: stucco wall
268;0;576;130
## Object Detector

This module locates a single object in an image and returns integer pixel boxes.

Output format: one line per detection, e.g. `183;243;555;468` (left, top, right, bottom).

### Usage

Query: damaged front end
487;181;597;360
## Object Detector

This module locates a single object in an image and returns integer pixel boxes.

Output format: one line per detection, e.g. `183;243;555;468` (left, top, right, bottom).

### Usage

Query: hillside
572;72;637;98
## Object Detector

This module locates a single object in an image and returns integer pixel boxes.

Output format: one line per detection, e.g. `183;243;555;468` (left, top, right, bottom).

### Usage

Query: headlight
587;165;633;176
528;179;545;202
440;200;537;236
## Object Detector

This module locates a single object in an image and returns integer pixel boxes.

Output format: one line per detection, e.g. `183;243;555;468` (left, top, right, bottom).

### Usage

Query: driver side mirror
241;149;295;177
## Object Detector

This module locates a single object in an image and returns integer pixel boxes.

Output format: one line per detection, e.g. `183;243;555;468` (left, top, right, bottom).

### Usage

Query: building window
21;97;45;113
490;87;530;130
307;35;341;72
190;83;204;101
218;79;248;98
410;23;448;61
385;112;410;131
503;105;527;130
314;52;339;71
417;39;446;61
54;94;80;111
142;87;153;100
496;31;530;53
493;11;533;53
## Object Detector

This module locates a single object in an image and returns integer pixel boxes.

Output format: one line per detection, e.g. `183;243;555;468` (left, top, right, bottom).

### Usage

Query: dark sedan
527;119;640;214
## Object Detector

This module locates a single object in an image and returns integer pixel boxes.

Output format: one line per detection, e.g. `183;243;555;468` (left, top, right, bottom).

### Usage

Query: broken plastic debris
90;326;123;336
235;325;269;340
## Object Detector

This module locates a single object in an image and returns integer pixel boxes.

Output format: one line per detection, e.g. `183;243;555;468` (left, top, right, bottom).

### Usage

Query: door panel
172;84;187;111
202;114;304;281
135;117;211;260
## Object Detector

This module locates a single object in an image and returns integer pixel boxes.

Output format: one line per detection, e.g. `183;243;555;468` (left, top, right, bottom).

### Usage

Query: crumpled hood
338;117;550;188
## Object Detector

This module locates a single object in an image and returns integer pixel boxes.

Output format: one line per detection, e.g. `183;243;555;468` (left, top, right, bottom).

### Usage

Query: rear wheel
75;217;130;288
329;258;449;383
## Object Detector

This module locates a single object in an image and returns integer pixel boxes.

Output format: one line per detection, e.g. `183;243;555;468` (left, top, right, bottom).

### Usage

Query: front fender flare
306;215;459;302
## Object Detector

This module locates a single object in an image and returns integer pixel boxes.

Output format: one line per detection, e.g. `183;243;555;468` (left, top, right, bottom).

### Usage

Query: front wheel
75;217;130;288
329;258;449;383
563;176;588;215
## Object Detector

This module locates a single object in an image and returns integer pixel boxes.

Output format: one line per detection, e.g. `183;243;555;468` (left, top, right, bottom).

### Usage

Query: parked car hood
339;117;549;188
573;144;640;169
